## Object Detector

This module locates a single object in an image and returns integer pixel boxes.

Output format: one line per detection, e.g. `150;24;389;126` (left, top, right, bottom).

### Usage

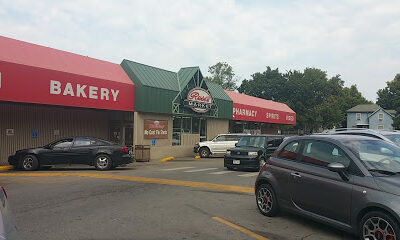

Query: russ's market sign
0;61;134;111
144;120;168;139
183;87;215;113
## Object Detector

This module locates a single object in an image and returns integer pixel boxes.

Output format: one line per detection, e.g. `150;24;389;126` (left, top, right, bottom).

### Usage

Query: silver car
0;186;19;240
327;128;400;147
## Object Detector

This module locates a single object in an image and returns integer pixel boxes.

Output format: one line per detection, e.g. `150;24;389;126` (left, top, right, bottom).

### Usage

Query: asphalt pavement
0;157;356;240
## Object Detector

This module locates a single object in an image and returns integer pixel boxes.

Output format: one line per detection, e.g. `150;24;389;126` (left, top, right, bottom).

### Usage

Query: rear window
383;134;400;147
237;136;266;148
92;139;112;146
267;137;284;148
74;138;92;147
278;141;299;160
226;135;245;141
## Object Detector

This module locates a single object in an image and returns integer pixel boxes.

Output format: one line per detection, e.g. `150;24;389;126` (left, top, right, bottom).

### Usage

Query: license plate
233;160;240;165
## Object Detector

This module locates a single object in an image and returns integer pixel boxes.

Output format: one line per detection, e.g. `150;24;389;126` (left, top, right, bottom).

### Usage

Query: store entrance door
109;122;133;147
124;126;133;147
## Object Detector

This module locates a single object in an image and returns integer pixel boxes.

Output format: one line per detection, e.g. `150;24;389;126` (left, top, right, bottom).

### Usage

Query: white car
194;133;250;158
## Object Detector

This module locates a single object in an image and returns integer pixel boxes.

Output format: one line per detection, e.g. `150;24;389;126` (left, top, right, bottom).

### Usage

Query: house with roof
347;104;396;130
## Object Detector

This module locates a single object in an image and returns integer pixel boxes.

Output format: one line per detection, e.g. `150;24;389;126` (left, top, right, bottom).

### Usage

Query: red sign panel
232;103;296;125
0;61;134;111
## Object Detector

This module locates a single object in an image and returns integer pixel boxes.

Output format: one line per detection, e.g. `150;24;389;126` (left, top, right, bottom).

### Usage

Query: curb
0;165;14;170
161;157;175;162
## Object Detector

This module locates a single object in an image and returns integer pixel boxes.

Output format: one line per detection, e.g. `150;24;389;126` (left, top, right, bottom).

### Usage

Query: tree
377;74;400;129
238;66;370;132
318;85;370;129
204;62;238;90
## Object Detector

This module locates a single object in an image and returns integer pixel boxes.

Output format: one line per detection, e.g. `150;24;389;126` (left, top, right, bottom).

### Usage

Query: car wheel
259;157;266;170
256;184;279;217
199;147;210;158
95;154;112;171
21;155;39;171
360;211;399;240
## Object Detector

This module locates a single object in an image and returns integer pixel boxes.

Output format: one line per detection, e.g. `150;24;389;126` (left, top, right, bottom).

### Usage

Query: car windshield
383;134;400;147
345;139;400;173
236;136;265;148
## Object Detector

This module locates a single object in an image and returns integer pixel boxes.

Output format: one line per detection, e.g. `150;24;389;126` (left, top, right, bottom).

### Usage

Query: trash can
135;145;150;162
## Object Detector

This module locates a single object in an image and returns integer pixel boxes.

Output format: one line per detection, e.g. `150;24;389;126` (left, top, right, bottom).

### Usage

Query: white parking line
161;167;196;171
184;168;218;173
208;171;233;175
237;172;260;177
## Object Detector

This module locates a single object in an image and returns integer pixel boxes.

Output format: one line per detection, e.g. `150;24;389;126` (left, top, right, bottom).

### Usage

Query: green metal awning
121;59;233;119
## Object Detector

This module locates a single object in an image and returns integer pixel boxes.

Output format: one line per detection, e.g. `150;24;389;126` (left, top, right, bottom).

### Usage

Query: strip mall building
0;36;296;164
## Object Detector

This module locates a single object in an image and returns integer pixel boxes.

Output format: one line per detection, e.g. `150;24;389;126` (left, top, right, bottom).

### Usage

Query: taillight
121;147;129;153
1;186;7;199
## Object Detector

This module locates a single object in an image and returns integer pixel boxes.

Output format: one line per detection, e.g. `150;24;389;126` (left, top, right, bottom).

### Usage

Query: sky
0;0;399;101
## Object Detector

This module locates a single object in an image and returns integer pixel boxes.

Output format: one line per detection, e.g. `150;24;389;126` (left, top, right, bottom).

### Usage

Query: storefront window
182;117;191;133
192;118;200;134
200;119;207;142
244;122;261;135
172;116;207;145
229;121;244;133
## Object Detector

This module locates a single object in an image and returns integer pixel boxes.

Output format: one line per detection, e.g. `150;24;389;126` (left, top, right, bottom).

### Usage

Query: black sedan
8;137;134;171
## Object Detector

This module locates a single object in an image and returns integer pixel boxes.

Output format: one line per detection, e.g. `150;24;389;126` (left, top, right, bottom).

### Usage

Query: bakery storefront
0;36;134;165
225;90;296;134
121;60;233;159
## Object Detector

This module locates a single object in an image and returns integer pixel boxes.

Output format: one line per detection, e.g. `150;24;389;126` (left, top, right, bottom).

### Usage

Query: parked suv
327;128;400;147
194;133;250;158
224;135;284;170
255;134;400;239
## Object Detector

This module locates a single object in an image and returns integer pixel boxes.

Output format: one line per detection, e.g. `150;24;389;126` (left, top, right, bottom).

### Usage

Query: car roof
286;134;379;143
329;129;400;135
220;133;251;135
240;134;283;137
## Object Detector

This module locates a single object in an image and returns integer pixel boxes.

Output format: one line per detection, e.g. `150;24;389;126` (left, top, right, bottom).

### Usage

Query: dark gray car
255;134;400;240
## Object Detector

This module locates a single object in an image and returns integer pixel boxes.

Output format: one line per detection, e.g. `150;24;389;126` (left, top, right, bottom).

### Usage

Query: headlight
248;152;258;156
225;150;231;155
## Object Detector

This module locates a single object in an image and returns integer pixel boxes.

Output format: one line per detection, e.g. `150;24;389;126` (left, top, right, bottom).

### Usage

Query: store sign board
144;120;168;139
183;87;215;113
232;103;296;125
0;61;134;111
6;129;14;136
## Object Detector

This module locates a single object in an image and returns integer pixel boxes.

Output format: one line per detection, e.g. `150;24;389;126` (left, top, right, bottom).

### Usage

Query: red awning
225;90;296;125
0;36;134;111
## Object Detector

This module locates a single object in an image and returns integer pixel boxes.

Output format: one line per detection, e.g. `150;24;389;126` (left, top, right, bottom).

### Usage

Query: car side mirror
327;162;349;181
235;143;238;147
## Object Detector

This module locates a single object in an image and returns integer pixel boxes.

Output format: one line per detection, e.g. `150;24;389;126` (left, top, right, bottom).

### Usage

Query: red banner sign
0;61;134;111
232;103;296;125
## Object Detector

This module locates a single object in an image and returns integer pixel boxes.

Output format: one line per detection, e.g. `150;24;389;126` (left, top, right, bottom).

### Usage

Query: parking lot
1;157;356;240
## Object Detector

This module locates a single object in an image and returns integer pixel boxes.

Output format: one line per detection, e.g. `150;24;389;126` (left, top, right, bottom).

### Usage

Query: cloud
0;0;399;101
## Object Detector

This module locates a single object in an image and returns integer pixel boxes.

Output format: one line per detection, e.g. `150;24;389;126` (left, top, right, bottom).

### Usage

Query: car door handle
291;172;302;178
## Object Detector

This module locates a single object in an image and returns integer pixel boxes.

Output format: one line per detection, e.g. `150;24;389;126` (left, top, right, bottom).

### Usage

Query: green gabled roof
121;60;178;91
177;67;199;89
205;81;232;101
121;60;233;118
